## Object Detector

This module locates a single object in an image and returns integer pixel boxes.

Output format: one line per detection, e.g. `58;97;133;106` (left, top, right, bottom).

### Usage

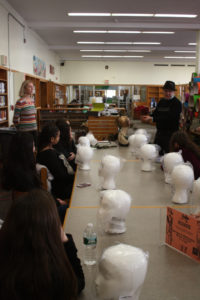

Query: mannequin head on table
99;155;121;190
140;144;158;172
76;145;93;170
171;163;194;204
95;244;148;300
98;190;132;234
78;136;90;147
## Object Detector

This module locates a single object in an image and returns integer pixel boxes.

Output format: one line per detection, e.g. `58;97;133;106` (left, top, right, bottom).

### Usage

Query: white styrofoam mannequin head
86;132;98;146
78;136;90;147
140;144;158;172
95;244;148;300
76;145;94;170
133;134;148;159
128;134;135;153
171;164;194;204
98;190;132;234
163;152;183;184
135;129;148;136
99;155;121;190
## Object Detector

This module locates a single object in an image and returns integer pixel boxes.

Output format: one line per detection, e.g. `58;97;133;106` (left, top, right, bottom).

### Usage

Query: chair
36;163;53;192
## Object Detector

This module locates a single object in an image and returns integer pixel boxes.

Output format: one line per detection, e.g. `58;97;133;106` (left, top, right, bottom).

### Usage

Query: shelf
0;93;7;96
0;79;7;82
0;120;8;124
0;106;8;109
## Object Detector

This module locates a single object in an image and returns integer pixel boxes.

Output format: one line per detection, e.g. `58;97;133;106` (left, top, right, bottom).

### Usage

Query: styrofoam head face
86;132;97;146
134;134;148;148
96;244;148;299
78;136;90;147
140;144;158;160
128;134;135;146
77;145;93;162
171;164;194;188
163;152;183;173
100;155;121;175
98;190;132;223
135;129;147;136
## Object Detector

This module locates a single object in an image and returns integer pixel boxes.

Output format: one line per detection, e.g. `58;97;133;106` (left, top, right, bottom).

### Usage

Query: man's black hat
162;81;176;91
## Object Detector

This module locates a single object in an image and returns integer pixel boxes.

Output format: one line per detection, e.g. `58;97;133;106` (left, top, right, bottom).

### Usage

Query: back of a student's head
0;189;77;300
38;122;60;151
170;131;192;151
55;118;71;144
8;132;35;166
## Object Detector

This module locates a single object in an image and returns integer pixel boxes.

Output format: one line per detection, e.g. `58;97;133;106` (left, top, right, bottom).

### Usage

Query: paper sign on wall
166;207;200;263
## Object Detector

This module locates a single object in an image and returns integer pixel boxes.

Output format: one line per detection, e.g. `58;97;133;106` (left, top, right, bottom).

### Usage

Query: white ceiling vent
154;64;169;66
171;64;185;67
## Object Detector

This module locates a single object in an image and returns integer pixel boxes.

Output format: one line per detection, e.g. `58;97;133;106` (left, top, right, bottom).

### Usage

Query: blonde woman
13;80;37;144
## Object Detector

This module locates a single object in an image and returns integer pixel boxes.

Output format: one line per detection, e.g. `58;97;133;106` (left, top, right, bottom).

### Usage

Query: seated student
170;130;200;179
37;122;74;205
2;132;40;198
0;189;85;299
55;118;77;171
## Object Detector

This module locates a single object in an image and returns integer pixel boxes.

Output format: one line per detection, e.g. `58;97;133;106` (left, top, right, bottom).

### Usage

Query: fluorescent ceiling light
74;30;141;34
103;55;123;58
82;55;144;58
68;13;111;16
80;49;150;53
142;31;174;34
155;14;197;18
128;50;151;52
164;56;196;59
74;30;107;33
80;50;103;52
105;42;132;44
77;41;105;44
124;56;144;58
112;13;154;17
133;42;161;45
104;50;127;52
107;31;141;34
174;51;196;53
82;55;102;57
188;43;196;45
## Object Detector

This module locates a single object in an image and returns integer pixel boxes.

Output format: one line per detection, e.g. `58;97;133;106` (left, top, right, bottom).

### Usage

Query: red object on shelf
133;105;149;120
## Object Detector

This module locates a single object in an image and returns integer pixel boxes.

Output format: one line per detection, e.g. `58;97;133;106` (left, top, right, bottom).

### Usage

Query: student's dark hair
2;132;40;191
55;118;71;148
0;189;77;300
170;130;200;159
38;122;60;151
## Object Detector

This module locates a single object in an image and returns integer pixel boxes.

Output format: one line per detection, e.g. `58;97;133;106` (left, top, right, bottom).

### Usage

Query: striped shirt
13;98;37;131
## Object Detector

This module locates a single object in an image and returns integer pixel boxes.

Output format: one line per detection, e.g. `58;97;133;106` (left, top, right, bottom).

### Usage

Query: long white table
64;147;200;300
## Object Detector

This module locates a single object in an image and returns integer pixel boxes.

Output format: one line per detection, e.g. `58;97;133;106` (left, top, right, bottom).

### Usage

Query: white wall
0;1;61;82
61;61;194;85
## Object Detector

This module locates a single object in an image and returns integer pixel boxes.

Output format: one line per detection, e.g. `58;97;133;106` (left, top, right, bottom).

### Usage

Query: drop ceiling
6;0;200;63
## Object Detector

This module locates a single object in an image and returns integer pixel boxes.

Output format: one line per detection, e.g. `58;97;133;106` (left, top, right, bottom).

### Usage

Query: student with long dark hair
54;118;77;171
2;132;40;196
37;122;74;204
0;189;85;299
170;130;200;179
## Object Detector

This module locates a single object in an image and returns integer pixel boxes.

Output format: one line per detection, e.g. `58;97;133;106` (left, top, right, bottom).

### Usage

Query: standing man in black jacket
142;81;182;155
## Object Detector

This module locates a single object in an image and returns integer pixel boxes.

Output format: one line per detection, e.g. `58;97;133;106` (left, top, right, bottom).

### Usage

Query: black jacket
153;96;182;131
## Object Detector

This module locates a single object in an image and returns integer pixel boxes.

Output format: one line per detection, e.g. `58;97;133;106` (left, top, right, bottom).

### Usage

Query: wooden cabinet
87;116;118;140
46;82;66;108
0;67;8;127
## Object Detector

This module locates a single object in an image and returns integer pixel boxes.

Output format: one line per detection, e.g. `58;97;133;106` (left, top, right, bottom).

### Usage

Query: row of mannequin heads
128;129;198;204
76;134;148;299
75;130;199;299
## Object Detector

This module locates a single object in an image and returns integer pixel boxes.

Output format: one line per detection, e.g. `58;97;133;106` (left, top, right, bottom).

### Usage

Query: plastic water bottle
83;223;97;265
